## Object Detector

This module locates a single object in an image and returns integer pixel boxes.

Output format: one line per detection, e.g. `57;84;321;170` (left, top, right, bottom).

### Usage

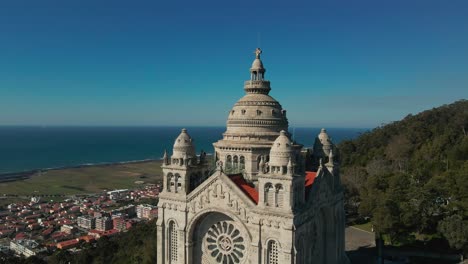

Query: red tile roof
56;239;80;249
79;235;96;243
229;174;259;204
305;171;317;188
102;229;119;237
15;233;26;240
42;228;54;236
305;171;318;200
229;171;318;205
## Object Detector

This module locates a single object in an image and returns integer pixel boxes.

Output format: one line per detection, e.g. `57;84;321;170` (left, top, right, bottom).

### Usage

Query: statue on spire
255;48;262;59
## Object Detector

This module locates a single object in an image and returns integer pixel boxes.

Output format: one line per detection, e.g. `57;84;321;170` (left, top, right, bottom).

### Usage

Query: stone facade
156;49;349;264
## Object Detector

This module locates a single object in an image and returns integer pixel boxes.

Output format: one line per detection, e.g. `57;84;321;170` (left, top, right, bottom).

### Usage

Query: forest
339;99;468;255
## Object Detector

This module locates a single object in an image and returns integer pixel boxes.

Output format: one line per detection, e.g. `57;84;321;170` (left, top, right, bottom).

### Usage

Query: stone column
156;224;165;264
185;240;193;264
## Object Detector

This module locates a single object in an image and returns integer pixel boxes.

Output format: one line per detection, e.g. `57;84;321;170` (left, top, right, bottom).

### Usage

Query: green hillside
339;100;468;253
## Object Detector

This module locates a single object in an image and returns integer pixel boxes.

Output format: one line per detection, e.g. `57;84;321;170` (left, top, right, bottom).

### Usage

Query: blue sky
0;0;467;128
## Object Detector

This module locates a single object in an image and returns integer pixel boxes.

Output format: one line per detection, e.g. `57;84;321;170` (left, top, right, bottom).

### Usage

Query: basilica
156;49;349;264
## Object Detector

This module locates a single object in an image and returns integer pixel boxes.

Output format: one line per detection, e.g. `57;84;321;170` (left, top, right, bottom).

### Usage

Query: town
0;185;160;258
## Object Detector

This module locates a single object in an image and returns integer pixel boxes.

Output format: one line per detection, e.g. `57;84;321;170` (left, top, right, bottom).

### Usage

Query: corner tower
161;129;210;196
213;48;291;181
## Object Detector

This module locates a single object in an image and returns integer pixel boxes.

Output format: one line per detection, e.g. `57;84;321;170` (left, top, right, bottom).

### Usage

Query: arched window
275;184;284;207
233;155;239;172
264;183;274;206
257;156;262;170
168;221;178;262
174;174;180;193
167;173;173;192
267;240;279;264
226;155;232;172
239;156;245;171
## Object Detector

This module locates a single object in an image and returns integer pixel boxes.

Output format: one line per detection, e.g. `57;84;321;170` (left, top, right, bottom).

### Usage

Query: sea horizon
0;126;369;174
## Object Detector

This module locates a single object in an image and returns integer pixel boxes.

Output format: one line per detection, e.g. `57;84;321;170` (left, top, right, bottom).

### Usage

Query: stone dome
318;128;331;145
220;49;289;143
269;130;294;167
251;58;264;70
172;128;196;159
225;93;288;137
314;128;333;157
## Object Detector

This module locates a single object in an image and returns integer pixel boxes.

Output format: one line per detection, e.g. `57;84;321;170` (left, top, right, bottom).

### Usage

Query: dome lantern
245;48;271;95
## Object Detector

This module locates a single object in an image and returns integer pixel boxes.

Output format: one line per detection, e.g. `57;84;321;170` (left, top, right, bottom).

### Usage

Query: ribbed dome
172;128;196;159
269;130;294;167
314;128;333;157
225;93;288;136
251;58;264;70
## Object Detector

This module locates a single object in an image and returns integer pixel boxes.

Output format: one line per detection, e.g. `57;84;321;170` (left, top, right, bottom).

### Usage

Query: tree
385;134;412;172
438;214;468;251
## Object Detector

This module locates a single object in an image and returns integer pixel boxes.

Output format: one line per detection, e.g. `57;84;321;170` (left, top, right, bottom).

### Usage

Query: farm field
0;160;163;198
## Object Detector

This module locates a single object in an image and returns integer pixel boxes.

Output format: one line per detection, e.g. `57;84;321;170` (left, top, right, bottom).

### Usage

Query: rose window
205;221;245;263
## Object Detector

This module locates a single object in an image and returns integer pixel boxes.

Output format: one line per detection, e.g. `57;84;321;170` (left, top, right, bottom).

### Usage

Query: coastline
0;158;162;183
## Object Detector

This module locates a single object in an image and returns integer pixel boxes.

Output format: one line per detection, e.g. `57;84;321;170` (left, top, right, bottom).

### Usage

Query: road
345;226;377;264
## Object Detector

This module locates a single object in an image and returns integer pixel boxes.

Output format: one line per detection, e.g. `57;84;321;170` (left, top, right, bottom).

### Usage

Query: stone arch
174;173;181;192
226;155;233;172
187;209;252;264
264;238;282;264
239;156;245;171
264;183;274;206
233;155;239;172
274;184;284;207
167;219;179;263
166;173;174;192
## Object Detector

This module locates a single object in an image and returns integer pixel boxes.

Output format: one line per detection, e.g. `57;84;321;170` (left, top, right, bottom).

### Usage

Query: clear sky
1;0;467;128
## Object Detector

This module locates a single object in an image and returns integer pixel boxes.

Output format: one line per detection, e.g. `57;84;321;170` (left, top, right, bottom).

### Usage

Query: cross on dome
255;48;262;59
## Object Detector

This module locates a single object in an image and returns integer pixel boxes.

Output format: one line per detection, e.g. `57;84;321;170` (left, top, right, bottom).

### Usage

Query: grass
352;221;374;233
0;160;163;197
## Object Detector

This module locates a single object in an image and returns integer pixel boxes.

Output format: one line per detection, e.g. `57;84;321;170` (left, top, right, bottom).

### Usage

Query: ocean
0;126;368;174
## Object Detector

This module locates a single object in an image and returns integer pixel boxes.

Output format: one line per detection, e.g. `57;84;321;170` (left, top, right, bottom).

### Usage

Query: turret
161;129;210;196
258;130;305;211
269;130;294;175
162;149;169;166
312;128;336;169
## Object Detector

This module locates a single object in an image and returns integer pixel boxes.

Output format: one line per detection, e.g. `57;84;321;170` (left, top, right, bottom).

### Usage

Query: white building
95;216;112;231
77;215;96;229
137;204;156;219
156;49;349;263
107;189;129;200
10;239;45;257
